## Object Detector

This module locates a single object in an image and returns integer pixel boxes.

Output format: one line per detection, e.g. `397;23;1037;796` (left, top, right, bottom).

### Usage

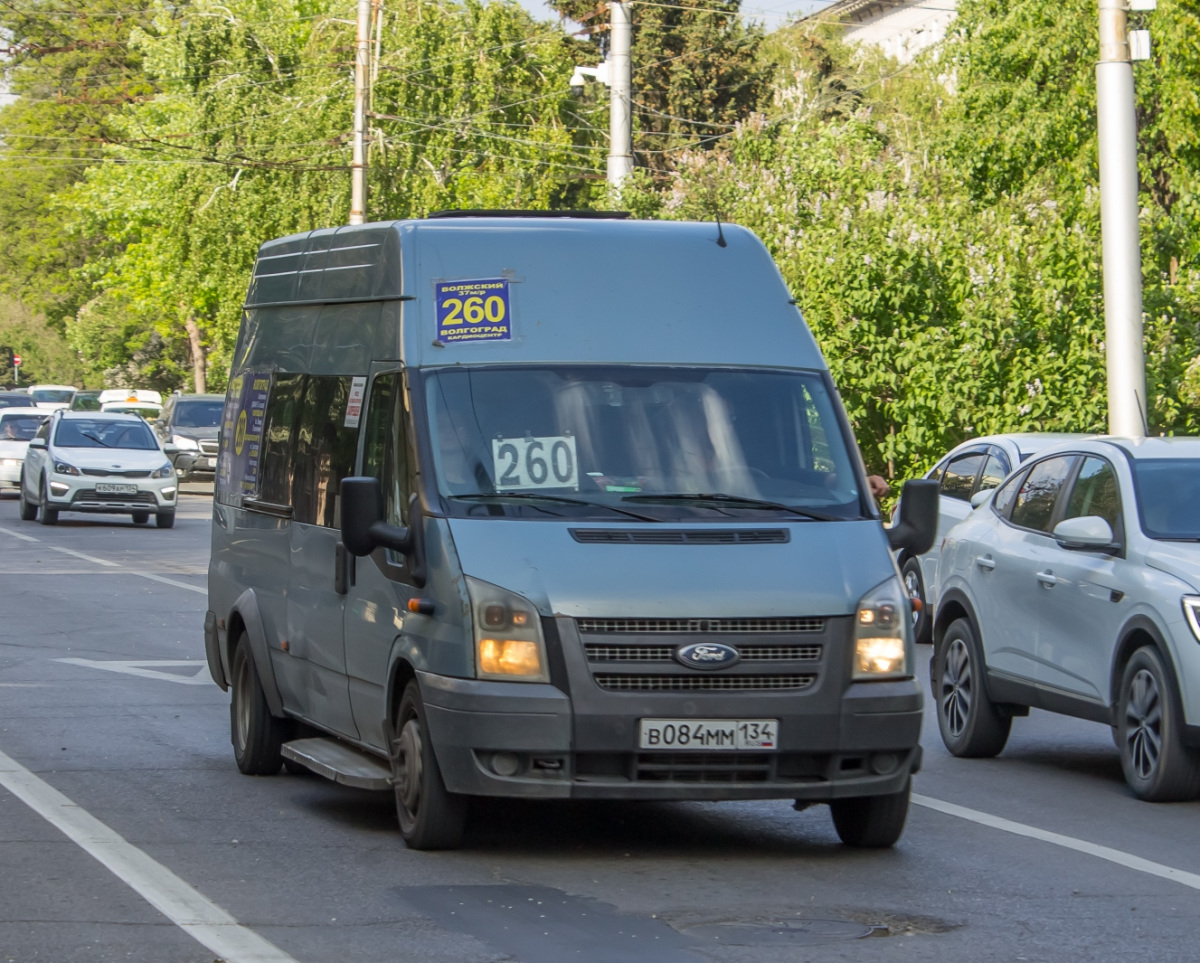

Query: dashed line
0;530;206;594
50;545;119;567
0;525;40;543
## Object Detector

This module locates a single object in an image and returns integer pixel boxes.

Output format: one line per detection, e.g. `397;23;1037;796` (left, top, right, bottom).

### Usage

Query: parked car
899;433;1094;643
154;392;224;481
932;436;1200;801
0;408;48;491
27;384;76;410
19;411;179;528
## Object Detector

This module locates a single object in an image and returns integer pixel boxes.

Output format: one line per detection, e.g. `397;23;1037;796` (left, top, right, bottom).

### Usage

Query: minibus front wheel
391;681;467;850
230;636;286;776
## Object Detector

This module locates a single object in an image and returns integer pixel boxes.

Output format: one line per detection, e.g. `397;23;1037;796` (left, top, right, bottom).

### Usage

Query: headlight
53;460;80;476
1182;597;1200;643
466;576;548;682
152;462;173;478
853;576;911;680
172;434;199;451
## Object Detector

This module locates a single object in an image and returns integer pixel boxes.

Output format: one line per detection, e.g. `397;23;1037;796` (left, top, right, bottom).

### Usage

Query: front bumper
46;477;177;514
420;615;923;802
174;451;217;477
0;461;22;485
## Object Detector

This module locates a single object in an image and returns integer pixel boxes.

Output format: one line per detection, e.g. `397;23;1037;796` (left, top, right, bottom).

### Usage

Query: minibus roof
242;216;826;372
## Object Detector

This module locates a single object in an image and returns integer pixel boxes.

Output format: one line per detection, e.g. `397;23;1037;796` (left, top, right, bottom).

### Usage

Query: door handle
1036;570;1058;587
976;556;996;571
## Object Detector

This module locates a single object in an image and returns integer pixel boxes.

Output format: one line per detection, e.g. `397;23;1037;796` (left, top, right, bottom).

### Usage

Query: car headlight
171;434;199;451
1182;597;1200;643
53;460;81;476
466;576;548;682
152;462;174;478
853;576;911;680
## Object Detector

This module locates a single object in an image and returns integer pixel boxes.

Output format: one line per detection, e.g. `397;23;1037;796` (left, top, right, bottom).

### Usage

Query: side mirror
340;477;428;587
1053;515;1117;552
163;443;180;457
970;488;994;509
28;437;46;449
886;479;938;556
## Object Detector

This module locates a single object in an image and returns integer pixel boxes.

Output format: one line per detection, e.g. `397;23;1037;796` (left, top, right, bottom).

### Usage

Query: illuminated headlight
1;458;18;467
853;576;911;680
1182;597;1200;643
53;460;80;476
466;576;548;682
171;435;199;451
151;462;173;478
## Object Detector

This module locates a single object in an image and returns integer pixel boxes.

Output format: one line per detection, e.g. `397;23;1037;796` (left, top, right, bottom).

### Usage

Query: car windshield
425;365;867;520
32;389;74;404
173;400;224;428
1132;459;1200;539
53;418;158;450
70;393;102;411
0;414;44;440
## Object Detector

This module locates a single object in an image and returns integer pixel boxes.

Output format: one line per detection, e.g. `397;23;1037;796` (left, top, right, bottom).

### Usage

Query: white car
900;433;1094;643
932;436;1200;801
27;384;77;410
19;411;179;528
0;408;48;490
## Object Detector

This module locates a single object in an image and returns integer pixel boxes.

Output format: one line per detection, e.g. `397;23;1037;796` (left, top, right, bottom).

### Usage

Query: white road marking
56;659;212;685
914;793;1200;892
49;545;119;566
132;570;208;595
0;747;300;963
0;530;206;593
0;525;40;543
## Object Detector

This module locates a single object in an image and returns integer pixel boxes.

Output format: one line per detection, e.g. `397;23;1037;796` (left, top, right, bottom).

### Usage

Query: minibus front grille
635;752;773;783
593;674;815;692
585;643;822;662
577;617;825;634
570;528;788;545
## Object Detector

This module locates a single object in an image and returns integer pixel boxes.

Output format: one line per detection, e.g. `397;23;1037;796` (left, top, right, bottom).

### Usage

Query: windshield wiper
452;492;661;523
80;430;116;448
621;492;842;521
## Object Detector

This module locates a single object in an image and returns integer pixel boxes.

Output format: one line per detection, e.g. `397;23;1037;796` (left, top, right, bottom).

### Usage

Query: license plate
95;483;137;495
639;718;778;751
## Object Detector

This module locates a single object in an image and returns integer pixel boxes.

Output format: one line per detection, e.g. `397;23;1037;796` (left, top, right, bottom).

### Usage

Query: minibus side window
291;375;361;528
361;372;408;527
259;374;303;506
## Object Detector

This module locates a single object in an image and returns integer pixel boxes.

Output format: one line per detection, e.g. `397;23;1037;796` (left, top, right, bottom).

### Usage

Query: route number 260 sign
492;435;578;491
436;278;511;344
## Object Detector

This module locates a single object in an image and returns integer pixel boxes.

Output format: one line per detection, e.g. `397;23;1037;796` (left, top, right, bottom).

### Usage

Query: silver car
901;433;1092;644
932;437;1200;801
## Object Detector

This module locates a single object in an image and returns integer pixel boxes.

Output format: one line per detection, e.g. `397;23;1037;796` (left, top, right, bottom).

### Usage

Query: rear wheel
830;779;911;848
1118;646;1200;802
230;638;287;775
18;476;36;521
131;511;150;524
934;618;1011;757
902;557;932;645
156;511;175;529
38;479;58;526
391;680;467;850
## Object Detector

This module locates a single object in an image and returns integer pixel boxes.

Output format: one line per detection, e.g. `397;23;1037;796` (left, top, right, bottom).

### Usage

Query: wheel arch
932;588;979;649
227;589;285;718
1109;615;1182;727
385;654;418;742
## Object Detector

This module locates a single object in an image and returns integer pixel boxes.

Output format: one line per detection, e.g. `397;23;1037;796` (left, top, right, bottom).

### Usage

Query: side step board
281;738;392;791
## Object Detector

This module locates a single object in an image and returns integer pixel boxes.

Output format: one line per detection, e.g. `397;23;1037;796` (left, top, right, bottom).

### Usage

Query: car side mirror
163;443;180;457
1053;515;1117;552
340;476;427;587
887;479;938;555
28;437;46;449
970;488;994;509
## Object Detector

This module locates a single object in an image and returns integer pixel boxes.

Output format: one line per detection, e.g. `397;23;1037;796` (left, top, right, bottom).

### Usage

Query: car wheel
131;511;150;524
229;637;288;775
18;476;37;521
1117;646;1200;802
901;557;932;645
38;479;58;526
390;680;467;850
934;617;1011;757
155;512;175;529
830;779;911;848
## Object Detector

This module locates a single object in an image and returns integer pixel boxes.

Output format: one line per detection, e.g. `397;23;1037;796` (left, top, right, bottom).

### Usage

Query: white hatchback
932;436;1200;801
19;411;179;528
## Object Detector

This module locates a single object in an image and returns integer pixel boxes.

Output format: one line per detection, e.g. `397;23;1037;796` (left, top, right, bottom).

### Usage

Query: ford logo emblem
675;642;740;670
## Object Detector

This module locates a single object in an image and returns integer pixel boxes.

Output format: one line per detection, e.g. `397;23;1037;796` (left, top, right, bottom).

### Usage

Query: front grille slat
74;490;157;505
585;643;822;662
594;674;815;692
199;440;219;455
571;528;788;545
578;617;824;634
81;469;152;478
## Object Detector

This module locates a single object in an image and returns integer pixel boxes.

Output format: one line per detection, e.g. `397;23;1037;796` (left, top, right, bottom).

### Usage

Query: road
1;490;1198;963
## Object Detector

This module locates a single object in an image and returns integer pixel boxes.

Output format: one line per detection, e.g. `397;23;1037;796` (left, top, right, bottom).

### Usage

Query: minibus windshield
425;366;868;521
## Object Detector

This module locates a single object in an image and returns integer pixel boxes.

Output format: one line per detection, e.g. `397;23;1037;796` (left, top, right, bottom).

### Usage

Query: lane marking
914;793;1200;892
0;530;206;594
0;747;300;963
50;546;119;567
133;570;208;595
56;659;212;685
0;525;40;543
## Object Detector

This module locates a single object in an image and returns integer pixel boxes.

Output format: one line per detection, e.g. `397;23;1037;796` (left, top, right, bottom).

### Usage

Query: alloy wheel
903;568;923;627
1124;668;1163;781
940;638;972;738
234;657;252;752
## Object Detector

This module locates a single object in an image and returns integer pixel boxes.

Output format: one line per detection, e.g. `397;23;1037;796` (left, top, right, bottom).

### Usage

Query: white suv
20;411;179;528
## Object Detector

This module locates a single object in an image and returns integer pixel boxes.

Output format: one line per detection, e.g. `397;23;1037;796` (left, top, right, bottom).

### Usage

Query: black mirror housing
886;479;938;556
340;476;412;557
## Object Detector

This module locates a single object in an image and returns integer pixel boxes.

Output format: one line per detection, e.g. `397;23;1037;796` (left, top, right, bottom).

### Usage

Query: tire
18;476;36;521
390;680;467;850
38;479;58;526
934;617;1011;757
230;638;287;775
156;511;175;529
830;779;912;848
902;557;932;645
1117;646;1200;802
132;511;150;524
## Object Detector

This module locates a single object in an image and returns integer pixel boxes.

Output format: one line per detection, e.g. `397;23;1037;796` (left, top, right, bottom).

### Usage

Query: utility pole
1097;0;1153;438
349;0;372;225
607;0;633;188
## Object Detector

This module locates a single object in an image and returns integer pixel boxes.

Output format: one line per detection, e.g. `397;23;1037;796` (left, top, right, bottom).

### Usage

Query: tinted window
291;376;360;527
1063;457;1121;529
362;373;408;527
991;468;1027;518
979;452;1009;492
54;418;158;450
173;400;225;428
32;389;74;404
941;452;984;501
1131;458;1200;539
0;414;45;440
1009;456;1075;532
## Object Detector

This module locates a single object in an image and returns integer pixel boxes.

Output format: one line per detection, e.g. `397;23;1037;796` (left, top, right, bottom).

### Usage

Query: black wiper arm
452;492;661;523
621;492;841;521
80;430;115;447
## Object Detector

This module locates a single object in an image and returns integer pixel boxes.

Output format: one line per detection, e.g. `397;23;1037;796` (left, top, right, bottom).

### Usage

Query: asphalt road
1;490;1199;963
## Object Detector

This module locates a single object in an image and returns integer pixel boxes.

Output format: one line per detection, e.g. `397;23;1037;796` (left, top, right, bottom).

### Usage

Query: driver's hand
867;475;890;499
